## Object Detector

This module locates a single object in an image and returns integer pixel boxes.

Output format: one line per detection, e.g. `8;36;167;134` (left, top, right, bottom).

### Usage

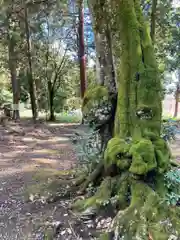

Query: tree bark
150;0;157;43
48;81;55;121
24;2;38;121
88;0;117;93
116;0;162;137
78;0;86;99
7;20;20;120
174;71;180;118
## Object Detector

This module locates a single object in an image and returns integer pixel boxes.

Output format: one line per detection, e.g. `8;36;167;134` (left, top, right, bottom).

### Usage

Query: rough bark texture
79;0;86;99
7;21;20;120
174;71;180;118
150;0;157;43
88;0;117;94
24;2;38;121
48;81;55;121
73;1;180;239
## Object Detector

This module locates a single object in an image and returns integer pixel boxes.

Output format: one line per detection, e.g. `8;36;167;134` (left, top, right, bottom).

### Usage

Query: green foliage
82;85;113;127
71;127;102;172
161;119;179;141
65;97;82;111
53;90;67;113
164;168;180;206
0;89;12;106
55;113;81;123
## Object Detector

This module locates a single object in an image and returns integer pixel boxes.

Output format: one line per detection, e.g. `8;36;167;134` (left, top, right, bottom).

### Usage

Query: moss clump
104;135;170;176
104;137;131;170
129;138;157;175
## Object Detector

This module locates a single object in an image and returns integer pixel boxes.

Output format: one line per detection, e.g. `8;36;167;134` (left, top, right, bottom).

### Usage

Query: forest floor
0;119;179;240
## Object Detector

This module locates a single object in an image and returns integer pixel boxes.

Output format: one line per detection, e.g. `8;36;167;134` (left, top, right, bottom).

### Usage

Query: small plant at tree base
71;126;102;172
164;168;180;206
161;119;179;142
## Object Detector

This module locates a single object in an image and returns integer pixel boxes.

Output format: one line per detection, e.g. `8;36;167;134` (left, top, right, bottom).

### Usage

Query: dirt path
0;120;79;240
0;120;179;240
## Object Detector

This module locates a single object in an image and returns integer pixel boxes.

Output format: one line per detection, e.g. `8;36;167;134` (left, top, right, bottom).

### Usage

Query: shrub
71;126;102;172
161;119;179;142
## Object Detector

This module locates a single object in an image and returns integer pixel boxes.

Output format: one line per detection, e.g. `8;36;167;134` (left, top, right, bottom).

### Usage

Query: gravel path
0;120;78;239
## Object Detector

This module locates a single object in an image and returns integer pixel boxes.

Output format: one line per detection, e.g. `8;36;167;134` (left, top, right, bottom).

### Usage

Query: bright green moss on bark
114;0;162;138
154;138;171;173
104;137;131;170
129;139;157;175
104;136;169;175
72;177;114;212
82;85;109;113
110;182;180;240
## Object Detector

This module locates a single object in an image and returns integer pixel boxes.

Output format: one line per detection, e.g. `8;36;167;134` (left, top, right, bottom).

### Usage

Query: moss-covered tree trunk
115;0;162;138
73;1;180;239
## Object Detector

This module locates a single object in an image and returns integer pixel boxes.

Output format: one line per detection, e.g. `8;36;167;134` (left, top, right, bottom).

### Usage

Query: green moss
142;129;158;141
115;173;130;209
104;137;131;169
110;181;180;240
129;139;157;175
72;177;114;212
115;0;162;138
104;135;170;176
153;138;170;173
99;233;111;240
82;85;109;113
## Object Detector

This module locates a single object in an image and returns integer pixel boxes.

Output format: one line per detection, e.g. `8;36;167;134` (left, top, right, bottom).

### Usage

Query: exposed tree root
170;160;180;168
100;181;180;240
71;177;116;212
80;161;104;193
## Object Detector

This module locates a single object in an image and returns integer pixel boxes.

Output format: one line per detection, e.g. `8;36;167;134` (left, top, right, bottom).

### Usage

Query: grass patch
20;110;82;123
55;113;81;123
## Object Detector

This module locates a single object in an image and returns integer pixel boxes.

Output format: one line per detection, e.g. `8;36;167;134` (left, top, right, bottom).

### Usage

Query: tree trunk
24;2;38;121
7;22;20;120
150;0;157;43
88;0;117;94
79;0;86;99
48;81;55;121
174;73;180;118
73;1;180;239
116;0;162;138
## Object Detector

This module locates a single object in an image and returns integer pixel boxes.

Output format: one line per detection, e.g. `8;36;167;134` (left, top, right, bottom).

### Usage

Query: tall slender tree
78;0;86;99
88;0;117;93
23;1;38;120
